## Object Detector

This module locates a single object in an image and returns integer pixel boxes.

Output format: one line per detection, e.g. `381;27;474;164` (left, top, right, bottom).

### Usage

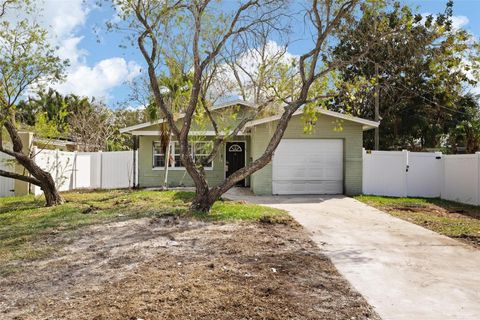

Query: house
120;101;379;196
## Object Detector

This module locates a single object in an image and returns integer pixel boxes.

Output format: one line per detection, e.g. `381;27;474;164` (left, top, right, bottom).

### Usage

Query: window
152;141;213;169
193;141;213;168
153;141;165;168
172;142;184;168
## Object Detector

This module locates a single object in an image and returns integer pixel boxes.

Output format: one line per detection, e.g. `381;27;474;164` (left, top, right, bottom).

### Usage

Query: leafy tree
331;0;480;150
0;0;67;206
446;94;480;153
17;89;147;151
112;0;378;212
108;107;149;151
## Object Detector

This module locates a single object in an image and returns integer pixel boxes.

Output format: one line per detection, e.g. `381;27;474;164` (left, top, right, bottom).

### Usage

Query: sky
27;0;480;108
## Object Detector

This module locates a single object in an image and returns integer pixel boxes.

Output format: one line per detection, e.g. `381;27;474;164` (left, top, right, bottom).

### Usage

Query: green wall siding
249;114;364;195
138;136;249;188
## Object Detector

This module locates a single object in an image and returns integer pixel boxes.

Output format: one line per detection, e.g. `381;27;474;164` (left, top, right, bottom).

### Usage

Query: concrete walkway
225;191;480;320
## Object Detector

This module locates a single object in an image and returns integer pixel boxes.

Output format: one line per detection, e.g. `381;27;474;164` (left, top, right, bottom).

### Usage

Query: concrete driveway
226;191;480;320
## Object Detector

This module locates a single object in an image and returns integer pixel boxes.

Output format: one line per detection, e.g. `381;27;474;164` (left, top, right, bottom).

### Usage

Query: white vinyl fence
0;152;15;197
363;149;480;205
32;148;136;196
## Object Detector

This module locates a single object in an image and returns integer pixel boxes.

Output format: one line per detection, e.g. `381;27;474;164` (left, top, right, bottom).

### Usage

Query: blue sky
36;0;480;108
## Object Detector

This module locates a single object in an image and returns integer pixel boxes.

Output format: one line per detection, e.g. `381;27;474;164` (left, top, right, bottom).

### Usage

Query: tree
446;94;480;154
109;107;149;151
0;0;67;206
113;0;375;212
331;0;480;150
67;97;117;152
17;89;140;151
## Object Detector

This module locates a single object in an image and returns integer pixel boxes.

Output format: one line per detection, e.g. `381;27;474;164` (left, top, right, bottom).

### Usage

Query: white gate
362;150;443;198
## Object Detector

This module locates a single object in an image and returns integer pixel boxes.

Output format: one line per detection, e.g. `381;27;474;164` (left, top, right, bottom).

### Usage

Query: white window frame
152;141;166;169
192;141;213;170
152;140;213;171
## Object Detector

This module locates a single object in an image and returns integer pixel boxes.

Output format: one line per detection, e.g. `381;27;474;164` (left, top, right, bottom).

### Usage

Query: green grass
355;195;480;245
0;189;288;267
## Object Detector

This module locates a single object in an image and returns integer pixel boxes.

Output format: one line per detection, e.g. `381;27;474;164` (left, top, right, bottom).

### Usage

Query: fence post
99;151;103;189
73;151;77;190
55;149;59;188
438;152;445;200
476;152;480;206
402;149;409;197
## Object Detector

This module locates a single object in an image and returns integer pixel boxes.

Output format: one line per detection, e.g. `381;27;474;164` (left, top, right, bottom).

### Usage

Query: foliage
17;89;147;151
332;0;480;150
0;19;67;115
445;94;480;153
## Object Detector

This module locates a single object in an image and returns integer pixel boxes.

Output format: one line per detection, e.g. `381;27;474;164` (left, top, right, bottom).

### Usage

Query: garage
272;139;343;195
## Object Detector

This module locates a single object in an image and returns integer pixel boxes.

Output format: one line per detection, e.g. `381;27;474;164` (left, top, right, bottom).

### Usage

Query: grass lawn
0;189;288;266
355;195;480;247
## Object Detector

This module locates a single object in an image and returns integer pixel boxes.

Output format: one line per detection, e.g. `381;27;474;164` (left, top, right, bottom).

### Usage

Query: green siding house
120;101;378;196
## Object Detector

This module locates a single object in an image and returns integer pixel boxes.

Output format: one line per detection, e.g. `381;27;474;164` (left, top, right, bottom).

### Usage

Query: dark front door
226;142;246;186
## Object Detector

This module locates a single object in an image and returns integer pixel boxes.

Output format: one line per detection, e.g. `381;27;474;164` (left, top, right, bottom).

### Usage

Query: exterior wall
250;114;364;195
138;135;249;188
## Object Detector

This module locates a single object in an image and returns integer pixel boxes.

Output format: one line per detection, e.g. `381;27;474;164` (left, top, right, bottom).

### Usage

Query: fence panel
100;151;134;189
363;150;480;206
406;152;442;198
363;150;407;197
33;149;134;195
0;152;15;197
33;149;75;195
74;154;91;189
442;154;480;206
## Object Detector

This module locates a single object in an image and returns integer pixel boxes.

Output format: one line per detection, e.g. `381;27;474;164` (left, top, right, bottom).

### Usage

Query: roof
120;100;379;134
33;137;77;148
245;108;379;131
119;100;254;133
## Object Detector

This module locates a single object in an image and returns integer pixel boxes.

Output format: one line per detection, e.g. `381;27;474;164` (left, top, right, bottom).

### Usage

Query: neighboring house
1;132;91;197
33;137;83;152
120;101;379;196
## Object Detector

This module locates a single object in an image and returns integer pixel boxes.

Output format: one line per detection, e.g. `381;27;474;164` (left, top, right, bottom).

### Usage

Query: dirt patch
0;217;379;320
390;203;480;220
380;203;480;248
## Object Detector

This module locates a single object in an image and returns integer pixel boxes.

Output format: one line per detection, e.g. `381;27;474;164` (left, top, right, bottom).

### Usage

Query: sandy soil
0;216;379;320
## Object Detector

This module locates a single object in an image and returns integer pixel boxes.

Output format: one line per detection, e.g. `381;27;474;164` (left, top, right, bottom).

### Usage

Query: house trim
245;109;379;131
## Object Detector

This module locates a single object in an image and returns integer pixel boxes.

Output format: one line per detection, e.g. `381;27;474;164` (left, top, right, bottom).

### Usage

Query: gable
120;100;255;134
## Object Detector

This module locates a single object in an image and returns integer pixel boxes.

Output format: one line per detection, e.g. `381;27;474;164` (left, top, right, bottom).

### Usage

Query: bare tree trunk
1;121;63;206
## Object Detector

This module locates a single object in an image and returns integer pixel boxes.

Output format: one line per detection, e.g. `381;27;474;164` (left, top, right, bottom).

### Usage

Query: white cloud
451;15;469;30
421;13;470;31
22;0;141;100
55;58;141;99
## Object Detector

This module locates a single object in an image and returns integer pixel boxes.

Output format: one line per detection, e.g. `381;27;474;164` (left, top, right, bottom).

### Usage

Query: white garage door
272;139;343;195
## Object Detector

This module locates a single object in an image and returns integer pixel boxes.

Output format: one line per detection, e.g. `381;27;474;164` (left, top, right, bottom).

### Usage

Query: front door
226;142;246;186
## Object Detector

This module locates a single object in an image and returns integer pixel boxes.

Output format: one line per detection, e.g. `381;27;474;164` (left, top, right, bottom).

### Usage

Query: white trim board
245;109;379;131
130;130;248;136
